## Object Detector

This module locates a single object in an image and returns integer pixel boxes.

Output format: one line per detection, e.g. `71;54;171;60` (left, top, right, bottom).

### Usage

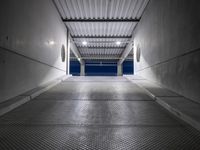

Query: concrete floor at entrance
0;77;200;149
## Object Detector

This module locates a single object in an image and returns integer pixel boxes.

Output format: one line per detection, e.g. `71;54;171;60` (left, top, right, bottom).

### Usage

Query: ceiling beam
63;18;140;23
72;35;132;39
70;57;133;60
78;46;126;49
69;35;84;65
118;36;134;65
71;57;121;60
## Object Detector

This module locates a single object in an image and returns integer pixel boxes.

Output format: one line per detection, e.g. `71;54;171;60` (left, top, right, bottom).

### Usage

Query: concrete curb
0;96;30;117
156;97;200;131
0;75;71;117
20;79;61;99
124;75;200;132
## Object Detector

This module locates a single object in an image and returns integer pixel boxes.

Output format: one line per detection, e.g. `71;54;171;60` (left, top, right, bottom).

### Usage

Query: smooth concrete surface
0;0;67;103
125;75;200;132
0;77;200;149
134;0;200;103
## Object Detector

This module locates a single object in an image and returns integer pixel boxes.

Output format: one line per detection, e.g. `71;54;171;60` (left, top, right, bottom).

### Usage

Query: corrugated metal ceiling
54;0;149;60
55;0;149;19
74;38;128;48
66;22;137;37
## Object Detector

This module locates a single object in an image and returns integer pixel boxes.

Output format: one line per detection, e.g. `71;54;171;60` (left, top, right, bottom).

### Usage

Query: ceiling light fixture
116;41;121;45
82;41;87;45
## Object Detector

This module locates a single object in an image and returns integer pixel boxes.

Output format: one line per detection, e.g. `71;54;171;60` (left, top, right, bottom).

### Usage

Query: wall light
116;41;121;45
82;41;87;45
48;40;55;45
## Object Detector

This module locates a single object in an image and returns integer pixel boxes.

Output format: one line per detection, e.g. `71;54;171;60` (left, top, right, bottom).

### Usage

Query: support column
80;63;85;76
66;29;70;75
117;64;123;76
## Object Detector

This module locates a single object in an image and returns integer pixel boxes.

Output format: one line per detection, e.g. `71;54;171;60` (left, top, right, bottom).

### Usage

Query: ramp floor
0;77;200;149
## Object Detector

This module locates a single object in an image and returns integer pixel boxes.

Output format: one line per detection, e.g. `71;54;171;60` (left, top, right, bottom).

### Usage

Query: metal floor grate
35;81;152;101
0;126;200;150
1;77;200;149
0;101;180;126
65;76;129;82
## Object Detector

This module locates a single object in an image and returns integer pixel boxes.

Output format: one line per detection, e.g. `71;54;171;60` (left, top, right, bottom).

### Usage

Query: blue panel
70;60;133;76
85;63;117;76
70;60;80;76
123;60;134;75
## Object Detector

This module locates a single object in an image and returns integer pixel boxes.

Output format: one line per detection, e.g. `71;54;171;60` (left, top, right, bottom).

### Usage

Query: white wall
134;0;200;103
0;0;67;102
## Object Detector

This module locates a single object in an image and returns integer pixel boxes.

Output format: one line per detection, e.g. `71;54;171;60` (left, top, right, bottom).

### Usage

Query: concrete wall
134;0;200;103
0;0;67;103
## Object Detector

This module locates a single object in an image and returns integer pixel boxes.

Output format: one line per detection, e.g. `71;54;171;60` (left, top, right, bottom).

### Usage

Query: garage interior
0;0;200;149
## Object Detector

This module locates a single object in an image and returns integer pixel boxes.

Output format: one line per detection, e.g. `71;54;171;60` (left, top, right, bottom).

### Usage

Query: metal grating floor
0;76;200;149
35;80;152;101
1;126;200;150
64;76;129;82
0;101;180;126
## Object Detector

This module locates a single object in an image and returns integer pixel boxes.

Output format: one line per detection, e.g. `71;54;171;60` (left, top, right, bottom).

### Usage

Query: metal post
66;29;70;75
80;63;85;76
117;64;123;76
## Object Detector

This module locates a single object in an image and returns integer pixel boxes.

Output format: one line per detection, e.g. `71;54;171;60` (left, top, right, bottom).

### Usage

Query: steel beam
78;46;126;49
70;56;133;60
118;36;134;65
63;18;140;23
69;35;84;65
72;35;132;39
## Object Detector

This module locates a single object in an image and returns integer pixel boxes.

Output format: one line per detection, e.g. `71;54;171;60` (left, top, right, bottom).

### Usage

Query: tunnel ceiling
53;0;149;61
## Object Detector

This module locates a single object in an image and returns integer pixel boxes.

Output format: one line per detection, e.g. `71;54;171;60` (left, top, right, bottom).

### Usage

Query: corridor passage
0;77;200;149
